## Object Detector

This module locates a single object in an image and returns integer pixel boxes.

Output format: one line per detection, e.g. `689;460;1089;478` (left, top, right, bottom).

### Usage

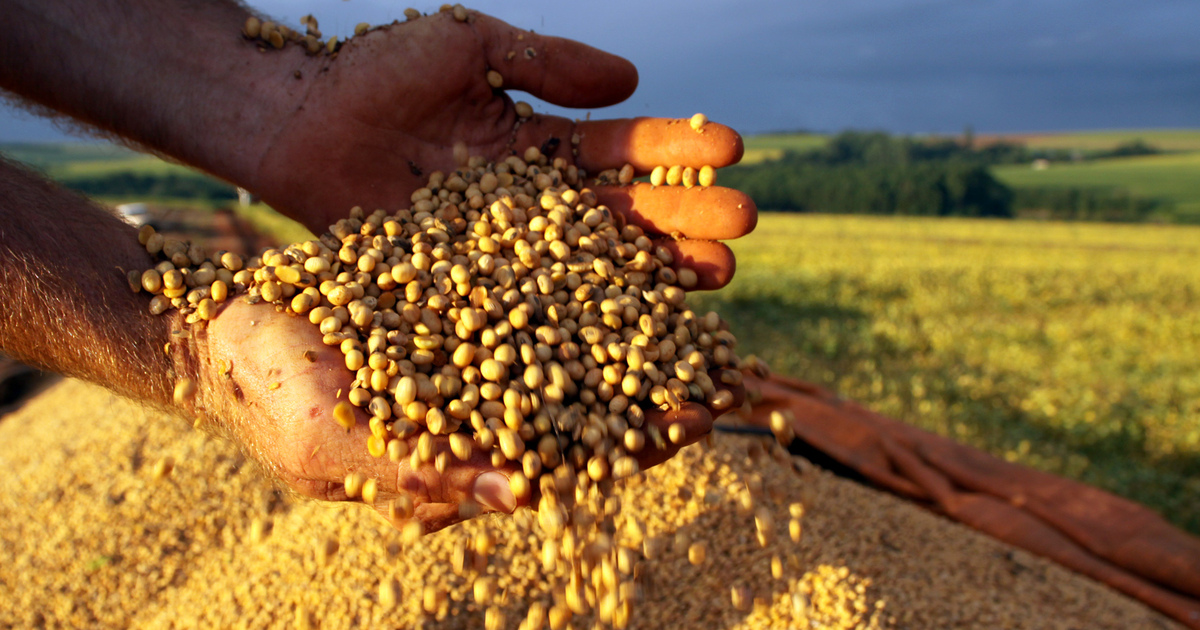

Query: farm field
692;213;1200;534
738;128;1200;222
993;151;1200;222
1;141;192;178
741;132;828;165
742;128;1200;157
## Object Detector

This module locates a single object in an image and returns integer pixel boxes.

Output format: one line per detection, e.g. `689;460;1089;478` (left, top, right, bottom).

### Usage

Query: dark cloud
2;0;1197;142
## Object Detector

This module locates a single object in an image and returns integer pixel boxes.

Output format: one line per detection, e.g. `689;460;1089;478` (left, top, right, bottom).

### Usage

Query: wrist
186;39;328;202
163;301;246;438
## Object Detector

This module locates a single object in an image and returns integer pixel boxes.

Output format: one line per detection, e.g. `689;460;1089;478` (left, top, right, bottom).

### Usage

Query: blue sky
2;0;1197;142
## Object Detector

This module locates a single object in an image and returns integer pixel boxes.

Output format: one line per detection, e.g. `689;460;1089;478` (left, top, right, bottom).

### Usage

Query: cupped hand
254;8;755;291
194;298;739;534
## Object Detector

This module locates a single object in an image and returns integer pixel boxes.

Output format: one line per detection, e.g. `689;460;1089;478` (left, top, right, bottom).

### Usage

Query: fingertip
636;402;714;469
476;15;638;108
706;187;758;238
657;239;737;290
594;185;758;241
576;118;745;172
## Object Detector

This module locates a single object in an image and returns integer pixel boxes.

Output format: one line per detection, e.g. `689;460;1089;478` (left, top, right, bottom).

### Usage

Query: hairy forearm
0;158;186;408
0;0;310;196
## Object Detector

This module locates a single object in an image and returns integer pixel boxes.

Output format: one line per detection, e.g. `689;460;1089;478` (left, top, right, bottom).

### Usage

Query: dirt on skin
0;379;1180;629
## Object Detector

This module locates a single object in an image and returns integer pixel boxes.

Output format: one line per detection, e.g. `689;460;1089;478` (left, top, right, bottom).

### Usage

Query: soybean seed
681;166;697;188
378;577;400;609
650;165;666;186
173;378;197;406
333;401;356;430
343;472;365;499
360;477;378;505
677;267;699;289
667;422;686;444
243;16;262;38
665;165;683;186
151;456;174;480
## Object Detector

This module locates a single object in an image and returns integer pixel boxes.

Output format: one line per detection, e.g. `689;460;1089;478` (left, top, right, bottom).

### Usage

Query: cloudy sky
2;0;1197;142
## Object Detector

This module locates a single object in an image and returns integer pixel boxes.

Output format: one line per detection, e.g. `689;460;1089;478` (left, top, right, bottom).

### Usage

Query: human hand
253;8;754;291
193;298;736;534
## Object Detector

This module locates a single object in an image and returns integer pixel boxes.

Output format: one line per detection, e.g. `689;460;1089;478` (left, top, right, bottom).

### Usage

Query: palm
194;10;754;532
255;11;628;231
202;299;729;533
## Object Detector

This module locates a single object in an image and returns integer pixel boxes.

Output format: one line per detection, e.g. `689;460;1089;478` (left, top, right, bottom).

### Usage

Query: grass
692;213;1200;534
740;133;828;165
993;152;1200;221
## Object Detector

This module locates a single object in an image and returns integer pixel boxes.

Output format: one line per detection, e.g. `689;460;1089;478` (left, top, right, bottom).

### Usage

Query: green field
740;128;1200;158
1;142;194;178
737;129;1200;222
741;132;828;165
693;214;1200;534
993;151;1200;221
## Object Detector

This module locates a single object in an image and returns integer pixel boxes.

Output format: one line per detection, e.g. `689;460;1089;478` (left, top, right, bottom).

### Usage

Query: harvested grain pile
0;379;1177;629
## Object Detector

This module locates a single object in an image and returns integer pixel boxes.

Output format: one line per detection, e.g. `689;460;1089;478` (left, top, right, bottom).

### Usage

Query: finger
595;183;757;241
473;14;638;108
575;118;744;172
633;402;714;470
356;438;523;519
656;239;737;290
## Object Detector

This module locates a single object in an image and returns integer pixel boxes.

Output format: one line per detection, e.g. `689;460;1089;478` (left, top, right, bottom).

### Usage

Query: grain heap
130;144;744;627
1;378;1179;629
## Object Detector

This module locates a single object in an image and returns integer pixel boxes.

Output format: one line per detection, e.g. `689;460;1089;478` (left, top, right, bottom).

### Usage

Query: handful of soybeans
132;145;744;627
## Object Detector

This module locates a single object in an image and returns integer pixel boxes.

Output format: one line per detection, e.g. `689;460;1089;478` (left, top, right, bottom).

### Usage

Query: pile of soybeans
0;379;1177;629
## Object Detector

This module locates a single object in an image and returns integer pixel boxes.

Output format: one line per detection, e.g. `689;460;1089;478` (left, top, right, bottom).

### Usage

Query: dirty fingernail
472;472;516;513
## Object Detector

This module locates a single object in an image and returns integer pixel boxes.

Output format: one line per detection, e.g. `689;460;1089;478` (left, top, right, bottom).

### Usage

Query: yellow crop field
692;214;1200;533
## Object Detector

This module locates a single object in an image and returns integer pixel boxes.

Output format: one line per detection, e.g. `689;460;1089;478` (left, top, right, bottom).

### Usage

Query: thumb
472;12;638;108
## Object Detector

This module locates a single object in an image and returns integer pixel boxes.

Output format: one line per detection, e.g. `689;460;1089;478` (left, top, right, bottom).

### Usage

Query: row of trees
63;171;237;203
721;131;1166;221
720;155;1013;217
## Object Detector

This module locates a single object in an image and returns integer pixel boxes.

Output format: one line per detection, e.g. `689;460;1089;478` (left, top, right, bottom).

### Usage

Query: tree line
720;131;1167;221
62;171;237;203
